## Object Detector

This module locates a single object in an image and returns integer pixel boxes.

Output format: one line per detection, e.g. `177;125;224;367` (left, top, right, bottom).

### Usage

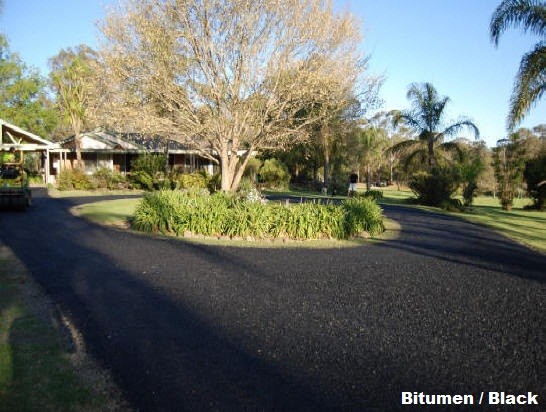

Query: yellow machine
0;148;31;209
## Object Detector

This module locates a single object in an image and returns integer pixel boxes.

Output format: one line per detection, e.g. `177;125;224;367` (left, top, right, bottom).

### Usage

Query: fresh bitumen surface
0;189;544;411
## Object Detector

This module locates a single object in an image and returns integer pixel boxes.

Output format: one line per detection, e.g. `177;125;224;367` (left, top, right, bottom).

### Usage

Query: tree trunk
219;143;254;192
428;139;436;168
72;116;83;170
321;123;330;191
220;147;233;192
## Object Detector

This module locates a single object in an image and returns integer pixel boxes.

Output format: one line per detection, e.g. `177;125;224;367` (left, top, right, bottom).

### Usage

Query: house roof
0;119;58;150
61;130;200;153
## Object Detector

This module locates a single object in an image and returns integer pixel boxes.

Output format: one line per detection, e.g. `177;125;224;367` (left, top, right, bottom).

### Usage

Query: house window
97;153;113;170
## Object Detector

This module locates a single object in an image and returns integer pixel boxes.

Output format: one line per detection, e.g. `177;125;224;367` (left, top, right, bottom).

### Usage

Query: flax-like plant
132;191;384;239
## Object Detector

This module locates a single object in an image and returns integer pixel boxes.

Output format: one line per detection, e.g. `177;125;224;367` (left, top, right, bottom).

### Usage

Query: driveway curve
0;190;544;411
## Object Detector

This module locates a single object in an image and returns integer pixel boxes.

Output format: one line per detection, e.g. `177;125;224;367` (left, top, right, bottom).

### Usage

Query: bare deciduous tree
94;0;377;191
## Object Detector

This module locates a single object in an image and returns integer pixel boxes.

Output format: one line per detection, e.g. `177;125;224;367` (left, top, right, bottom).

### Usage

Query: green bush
207;173;221;193
259;158;290;189
93;168;129;190
131;154;166;175
130;170;154;190
57;169;95;190
524;154;546;210
342;197;385;236
243;157;262;181
172;172;208;190
363;189;383;200
129;154;167;190
237;177;262;202
132;190;384;239
408;167;460;207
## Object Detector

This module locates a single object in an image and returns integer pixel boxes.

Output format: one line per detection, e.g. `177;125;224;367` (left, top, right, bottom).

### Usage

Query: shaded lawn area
0;248;106;411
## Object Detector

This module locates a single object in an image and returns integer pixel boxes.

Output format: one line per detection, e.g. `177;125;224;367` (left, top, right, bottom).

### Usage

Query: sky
1;0;544;147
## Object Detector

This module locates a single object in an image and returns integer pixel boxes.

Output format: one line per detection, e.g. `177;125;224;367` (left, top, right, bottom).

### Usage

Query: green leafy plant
259;158;291;190
92;168;128;190
132;190;385;240
408;167;461;207
363;189;383;200
342;197;385;236
130;170;154;190
523;153;546;210
172;172;208;190
129;154;167;190
57;169;95;190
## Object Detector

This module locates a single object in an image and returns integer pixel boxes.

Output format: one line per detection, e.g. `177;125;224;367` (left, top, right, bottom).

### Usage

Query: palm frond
438;141;465;162
441;119;480;140
402;148;427;171
394;112;423;131
387;138;421;156
490;0;546;46
508;41;546;129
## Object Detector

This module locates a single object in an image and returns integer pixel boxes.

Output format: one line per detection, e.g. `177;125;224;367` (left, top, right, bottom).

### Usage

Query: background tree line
0;0;543;210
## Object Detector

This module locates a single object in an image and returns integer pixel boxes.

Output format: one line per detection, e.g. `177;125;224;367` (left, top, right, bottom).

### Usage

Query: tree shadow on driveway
380;205;546;283
0;192;544;411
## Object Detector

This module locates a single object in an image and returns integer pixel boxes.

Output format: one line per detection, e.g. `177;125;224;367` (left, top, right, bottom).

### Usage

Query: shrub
172;172;208;190
237;178;262;202
130;154;167;190
363;189;383;200
93;168;128;190
439;198;464;212
131;154;166;176
524;154;546;210
57;169;95;190
342;197;385;237
259;158;290;189
408;167;460;207
132;190;385;240
207;173;221;193
130;170;154;190
243;157;262;182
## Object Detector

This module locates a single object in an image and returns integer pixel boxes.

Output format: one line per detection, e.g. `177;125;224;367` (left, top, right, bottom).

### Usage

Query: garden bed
132;190;385;240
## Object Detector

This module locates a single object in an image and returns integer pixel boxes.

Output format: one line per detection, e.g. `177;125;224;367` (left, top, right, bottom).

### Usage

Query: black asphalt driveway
1;190;544;411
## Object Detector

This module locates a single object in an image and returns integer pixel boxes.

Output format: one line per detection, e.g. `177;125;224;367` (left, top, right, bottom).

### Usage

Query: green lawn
48;188;144;198
379;187;545;253
458;200;545;252
0;250;108;410
72;198;140;226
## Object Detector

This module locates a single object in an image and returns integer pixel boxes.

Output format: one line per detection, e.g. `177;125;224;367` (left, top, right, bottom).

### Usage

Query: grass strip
0;245;127;411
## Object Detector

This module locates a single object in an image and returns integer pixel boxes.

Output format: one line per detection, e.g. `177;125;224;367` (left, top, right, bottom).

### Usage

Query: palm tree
49;46;95;169
490;0;546;130
390;82;479;170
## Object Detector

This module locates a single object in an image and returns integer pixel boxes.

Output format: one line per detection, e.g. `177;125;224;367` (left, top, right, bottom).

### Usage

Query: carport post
45;148;50;185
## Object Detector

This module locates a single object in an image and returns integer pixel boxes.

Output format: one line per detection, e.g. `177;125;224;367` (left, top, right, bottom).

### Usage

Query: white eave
0;119;59;150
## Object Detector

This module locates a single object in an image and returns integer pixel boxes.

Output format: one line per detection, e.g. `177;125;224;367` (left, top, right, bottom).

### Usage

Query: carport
0;119;59;184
